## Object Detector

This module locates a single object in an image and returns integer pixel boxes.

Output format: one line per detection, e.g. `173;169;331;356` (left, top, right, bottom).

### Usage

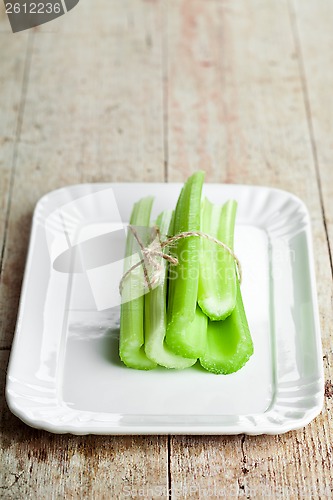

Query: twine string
128;226;155;291
119;225;242;295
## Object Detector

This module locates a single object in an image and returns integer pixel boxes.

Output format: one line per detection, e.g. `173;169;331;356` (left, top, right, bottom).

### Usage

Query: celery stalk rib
165;171;207;358
144;210;197;369
200;281;254;374
168;305;208;358
119;197;157;370
198;198;237;320
199;199;254;374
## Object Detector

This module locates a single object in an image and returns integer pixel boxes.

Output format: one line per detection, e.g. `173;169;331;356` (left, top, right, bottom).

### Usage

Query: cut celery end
120;342;159;370
166;305;208;359
199;295;237;322
199;281;254;374
144;210;196;369
145;291;197;368
166;171;205;349
198;198;237;321
119;196;157;370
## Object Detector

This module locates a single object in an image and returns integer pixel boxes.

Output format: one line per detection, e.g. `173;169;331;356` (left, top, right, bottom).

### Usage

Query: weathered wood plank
291;0;333;265
169;435;245;498
166;0;332;497
1;353;168;499
0;0;165;348
0;32;29;280
1;1;167;498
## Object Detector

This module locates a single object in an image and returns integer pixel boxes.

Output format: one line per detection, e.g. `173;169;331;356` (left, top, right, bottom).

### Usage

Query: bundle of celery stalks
119;171;254;374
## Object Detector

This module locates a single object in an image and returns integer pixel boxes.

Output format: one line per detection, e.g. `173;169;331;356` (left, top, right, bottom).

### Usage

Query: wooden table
1;0;332;497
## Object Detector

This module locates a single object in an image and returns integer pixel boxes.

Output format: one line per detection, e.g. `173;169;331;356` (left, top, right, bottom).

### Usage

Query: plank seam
162;0;168;183
288;0;333;278
163;5;171;494
0;32;33;281
237;434;248;495
167;435;171;499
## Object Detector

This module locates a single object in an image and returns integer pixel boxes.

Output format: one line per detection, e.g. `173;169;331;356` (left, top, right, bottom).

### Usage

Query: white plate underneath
6;183;324;435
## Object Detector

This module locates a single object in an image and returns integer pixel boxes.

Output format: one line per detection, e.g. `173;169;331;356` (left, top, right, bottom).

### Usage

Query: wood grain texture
0;0;165;348
1;354;167;499
0;32;29;270
291;0;333;264
0;1;168;498
166;0;332;497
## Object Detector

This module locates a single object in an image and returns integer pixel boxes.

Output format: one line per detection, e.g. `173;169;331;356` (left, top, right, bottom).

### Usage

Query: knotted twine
119;225;242;295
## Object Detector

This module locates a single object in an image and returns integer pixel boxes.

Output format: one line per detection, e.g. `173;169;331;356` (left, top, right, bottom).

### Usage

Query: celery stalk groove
165;171;206;358
144;211;197;369
119;197;157;370
200;281;254;374
198;198;237;320
199;198;254;373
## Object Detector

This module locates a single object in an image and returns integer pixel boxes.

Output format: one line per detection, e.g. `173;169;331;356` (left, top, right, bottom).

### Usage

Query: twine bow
119;225;242;295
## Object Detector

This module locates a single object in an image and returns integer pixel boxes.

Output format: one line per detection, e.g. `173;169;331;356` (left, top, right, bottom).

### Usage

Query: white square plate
6;183;324;435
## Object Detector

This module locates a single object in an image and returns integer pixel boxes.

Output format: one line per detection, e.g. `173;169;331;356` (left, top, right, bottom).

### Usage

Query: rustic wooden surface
0;0;332;498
